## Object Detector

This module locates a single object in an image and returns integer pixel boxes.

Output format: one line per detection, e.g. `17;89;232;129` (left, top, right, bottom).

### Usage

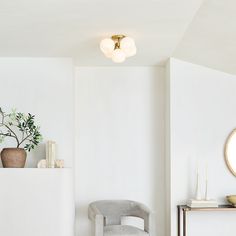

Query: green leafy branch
0;107;42;152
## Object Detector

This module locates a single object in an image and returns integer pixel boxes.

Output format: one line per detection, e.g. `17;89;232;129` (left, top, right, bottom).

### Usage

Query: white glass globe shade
120;37;135;48
120;37;136;57
104;51;113;58
122;45;137;57
111;49;126;63
100;38;115;54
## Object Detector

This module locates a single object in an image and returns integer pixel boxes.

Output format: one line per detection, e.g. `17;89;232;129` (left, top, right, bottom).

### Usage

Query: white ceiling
0;0;203;66
174;0;236;75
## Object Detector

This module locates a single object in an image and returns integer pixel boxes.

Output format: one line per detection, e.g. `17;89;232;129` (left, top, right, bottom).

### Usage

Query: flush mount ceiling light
100;35;136;63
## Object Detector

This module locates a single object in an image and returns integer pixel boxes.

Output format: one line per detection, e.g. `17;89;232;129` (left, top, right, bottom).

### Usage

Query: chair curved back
89;200;146;225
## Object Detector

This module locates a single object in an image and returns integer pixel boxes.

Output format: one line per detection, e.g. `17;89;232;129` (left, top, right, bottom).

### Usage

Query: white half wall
0;58;74;167
167;58;236;236
75;67;166;236
0;169;74;236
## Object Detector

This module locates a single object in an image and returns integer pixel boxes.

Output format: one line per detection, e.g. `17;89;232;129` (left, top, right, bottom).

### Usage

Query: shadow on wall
76;204;92;236
25;143;46;168
149;69;166;236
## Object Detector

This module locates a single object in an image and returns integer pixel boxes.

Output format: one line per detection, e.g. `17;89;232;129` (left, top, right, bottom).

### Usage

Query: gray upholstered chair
88;200;152;236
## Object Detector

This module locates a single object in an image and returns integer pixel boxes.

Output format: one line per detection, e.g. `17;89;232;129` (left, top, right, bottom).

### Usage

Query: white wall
0;169;74;236
75;67;166;236
0;58;74;167
167;58;236;236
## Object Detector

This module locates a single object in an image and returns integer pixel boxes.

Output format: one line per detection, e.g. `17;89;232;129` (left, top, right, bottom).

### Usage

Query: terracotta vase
1;148;27;168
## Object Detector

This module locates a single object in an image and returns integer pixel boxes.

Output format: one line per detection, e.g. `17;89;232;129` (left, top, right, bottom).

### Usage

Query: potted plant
0;107;42;168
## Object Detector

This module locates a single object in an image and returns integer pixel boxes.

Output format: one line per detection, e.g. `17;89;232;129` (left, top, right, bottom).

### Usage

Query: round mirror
225;129;236;176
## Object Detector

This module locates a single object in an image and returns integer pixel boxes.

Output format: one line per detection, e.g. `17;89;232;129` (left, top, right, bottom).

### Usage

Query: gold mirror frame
224;128;236;176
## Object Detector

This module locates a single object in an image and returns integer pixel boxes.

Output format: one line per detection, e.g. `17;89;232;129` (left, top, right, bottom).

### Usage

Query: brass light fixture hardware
111;35;125;49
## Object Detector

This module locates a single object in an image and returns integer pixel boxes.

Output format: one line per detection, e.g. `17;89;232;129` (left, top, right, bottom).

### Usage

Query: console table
177;205;236;236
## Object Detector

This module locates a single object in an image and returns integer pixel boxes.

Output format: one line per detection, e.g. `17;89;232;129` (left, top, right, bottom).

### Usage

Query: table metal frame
177;204;236;236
